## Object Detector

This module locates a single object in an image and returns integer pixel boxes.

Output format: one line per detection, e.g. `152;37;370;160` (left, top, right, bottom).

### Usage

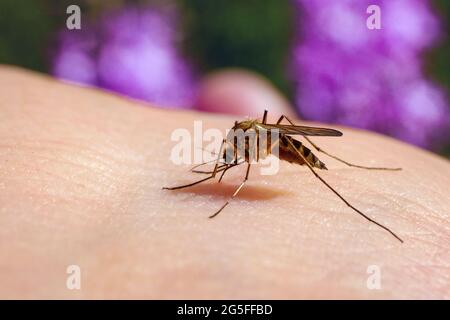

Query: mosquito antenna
190;158;218;171
163;139;226;190
190;146;225;172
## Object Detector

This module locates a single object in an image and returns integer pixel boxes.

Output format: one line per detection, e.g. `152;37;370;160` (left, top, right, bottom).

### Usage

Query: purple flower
52;6;196;108
292;0;449;149
52;28;97;85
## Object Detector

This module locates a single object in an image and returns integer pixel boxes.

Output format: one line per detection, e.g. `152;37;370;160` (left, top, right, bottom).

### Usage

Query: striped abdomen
279;136;327;169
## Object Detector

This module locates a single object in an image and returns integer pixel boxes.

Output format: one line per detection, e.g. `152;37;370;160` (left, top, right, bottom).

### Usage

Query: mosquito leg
304;136;401;170
191;160;224;172
213;127;255;214
192;163;228;174
217;152;244;182
218;161;244;182
163;139;226;190
262;109;268;124
275;115;285;125
162;175;216;190
192;162;241;177
190;146;226;172
193;163;243;175
209;162;251;219
277;115;401;171
218;165;231;182
285;138;403;243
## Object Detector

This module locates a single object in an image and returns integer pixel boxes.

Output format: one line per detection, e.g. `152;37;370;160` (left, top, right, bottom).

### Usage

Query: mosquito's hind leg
285;137;403;243
209;163;251;219
163;139;227;190
276;115;401;171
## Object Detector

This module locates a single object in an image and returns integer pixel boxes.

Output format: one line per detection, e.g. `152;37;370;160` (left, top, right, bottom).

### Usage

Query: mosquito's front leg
277;115;401;171
162;139;227;190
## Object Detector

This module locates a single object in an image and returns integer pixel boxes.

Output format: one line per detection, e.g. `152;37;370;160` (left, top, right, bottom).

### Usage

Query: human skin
0;65;449;299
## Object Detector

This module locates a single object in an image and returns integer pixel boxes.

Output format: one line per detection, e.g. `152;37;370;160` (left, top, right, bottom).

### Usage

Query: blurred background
0;0;449;155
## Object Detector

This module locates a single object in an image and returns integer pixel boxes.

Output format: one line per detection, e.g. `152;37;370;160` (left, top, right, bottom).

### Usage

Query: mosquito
163;110;403;243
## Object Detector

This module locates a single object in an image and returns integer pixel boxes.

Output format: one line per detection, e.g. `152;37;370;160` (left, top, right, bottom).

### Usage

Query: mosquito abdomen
280;136;327;169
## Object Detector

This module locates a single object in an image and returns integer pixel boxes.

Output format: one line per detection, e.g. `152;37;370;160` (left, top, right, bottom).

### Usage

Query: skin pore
0;65;449;299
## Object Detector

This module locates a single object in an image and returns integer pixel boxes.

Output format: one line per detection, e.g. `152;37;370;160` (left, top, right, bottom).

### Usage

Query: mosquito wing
256;123;343;137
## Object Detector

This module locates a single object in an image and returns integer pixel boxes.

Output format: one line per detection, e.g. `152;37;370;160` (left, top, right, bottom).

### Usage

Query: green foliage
426;0;450;92
0;1;448;155
180;0;294;98
0;0;53;71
